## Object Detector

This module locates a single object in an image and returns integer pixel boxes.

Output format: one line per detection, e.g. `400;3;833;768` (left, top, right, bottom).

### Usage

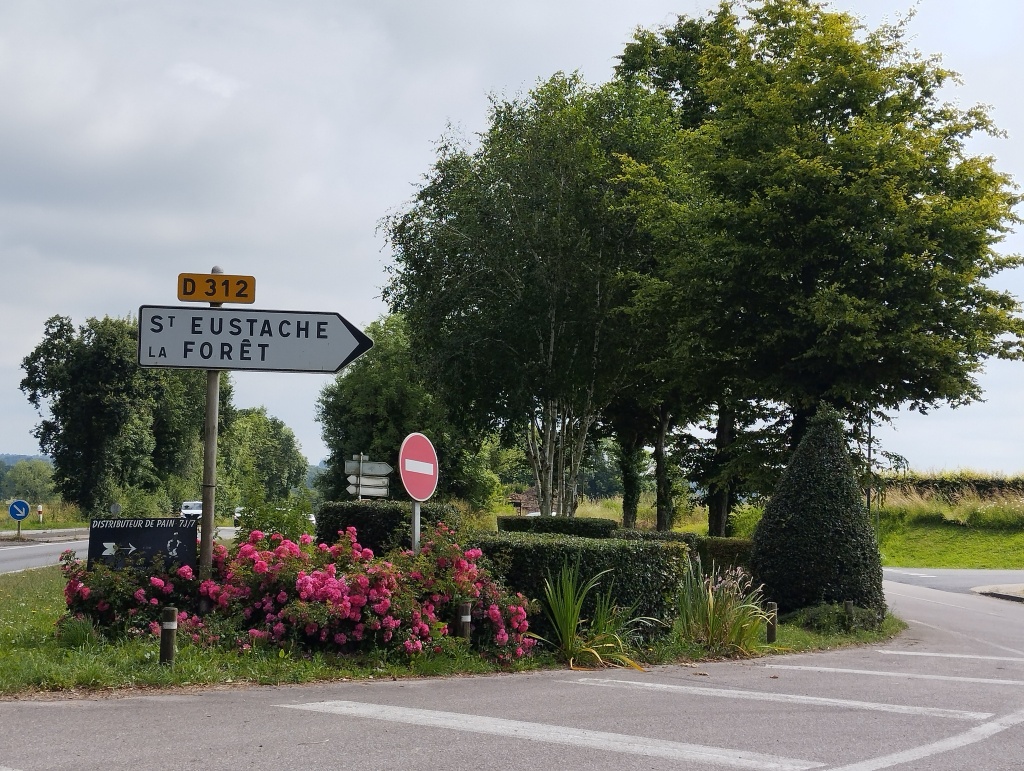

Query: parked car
180;501;202;521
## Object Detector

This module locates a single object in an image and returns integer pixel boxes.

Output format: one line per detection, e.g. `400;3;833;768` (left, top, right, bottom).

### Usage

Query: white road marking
765;664;1024;686
570;678;991;721
907;619;1024;657
828;708;1024;771
279;700;824;770
878;650;1024;663
886;589;1003;617
885;570;937;577
403;458;434;475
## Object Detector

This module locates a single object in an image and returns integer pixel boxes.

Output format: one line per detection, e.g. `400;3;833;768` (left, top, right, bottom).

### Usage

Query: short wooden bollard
160;606;178;666
766;602;778;644
458;601;472;641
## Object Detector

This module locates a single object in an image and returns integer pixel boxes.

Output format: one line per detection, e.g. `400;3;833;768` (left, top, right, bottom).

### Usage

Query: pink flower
79;585;91;600
248;530;265;544
133;588;147;603
299;533;313;545
150;576;165;590
150;598;159;606
149;621;161;636
176;565;194;580
253;560;269;574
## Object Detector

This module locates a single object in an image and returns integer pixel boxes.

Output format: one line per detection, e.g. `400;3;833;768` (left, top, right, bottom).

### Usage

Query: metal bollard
766;601;778;644
160;606;178;666
458;601;472;641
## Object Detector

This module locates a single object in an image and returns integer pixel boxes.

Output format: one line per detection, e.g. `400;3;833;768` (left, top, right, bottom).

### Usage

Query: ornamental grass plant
674;558;769;656
534;562;646;670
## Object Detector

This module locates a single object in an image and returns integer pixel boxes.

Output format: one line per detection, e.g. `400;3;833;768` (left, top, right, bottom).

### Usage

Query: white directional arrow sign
137;305;374;373
343;460;394;476
347;484;389;497
347;475;389;488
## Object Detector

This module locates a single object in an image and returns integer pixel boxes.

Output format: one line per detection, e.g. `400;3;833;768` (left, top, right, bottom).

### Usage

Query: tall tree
3;459;55;504
384;74;679;516
20;315;231;515
619;0;1023;518
220;407;308;507
316;314;501;507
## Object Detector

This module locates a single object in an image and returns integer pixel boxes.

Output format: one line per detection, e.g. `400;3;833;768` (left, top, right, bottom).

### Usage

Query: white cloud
168;62;244;99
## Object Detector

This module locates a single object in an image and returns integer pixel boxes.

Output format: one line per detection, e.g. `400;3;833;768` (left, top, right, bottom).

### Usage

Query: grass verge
1;565;905;697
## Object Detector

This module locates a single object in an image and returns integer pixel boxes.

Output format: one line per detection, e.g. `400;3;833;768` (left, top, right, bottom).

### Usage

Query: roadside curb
971;585;1024;604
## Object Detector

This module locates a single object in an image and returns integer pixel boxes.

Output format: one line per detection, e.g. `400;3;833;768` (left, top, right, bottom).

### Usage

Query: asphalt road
884;567;1024;595
0;535;87;573
1;579;1024;770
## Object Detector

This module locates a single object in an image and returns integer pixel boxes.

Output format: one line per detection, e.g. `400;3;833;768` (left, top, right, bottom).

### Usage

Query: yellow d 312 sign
178;273;256;304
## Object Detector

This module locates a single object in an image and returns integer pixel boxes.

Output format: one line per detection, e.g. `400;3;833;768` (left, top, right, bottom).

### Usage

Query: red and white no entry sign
399;432;439;502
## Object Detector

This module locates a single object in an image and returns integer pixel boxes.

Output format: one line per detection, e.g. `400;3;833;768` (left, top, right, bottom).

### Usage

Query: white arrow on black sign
102;542;137;556
137;305;374;373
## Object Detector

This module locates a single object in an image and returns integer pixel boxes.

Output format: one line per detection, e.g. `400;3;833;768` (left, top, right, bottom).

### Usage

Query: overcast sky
1;0;1022;473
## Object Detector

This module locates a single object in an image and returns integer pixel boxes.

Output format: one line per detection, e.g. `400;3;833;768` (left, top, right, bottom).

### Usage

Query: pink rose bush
60;548;205;638
58;524;536;664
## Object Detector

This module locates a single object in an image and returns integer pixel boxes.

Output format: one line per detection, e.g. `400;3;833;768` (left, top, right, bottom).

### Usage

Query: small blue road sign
8;500;29;521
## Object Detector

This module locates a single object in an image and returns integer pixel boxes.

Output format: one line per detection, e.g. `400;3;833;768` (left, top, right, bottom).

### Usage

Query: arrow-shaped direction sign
346;475;389;488
347;484;389;497
102;542;138;556
137;306;374;373
343;460;394;476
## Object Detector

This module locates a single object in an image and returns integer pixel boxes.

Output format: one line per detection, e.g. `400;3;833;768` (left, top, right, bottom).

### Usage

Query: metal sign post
200;267;223;580
8;499;29;539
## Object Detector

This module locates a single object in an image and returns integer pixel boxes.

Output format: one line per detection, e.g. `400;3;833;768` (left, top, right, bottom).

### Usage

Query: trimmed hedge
752;407;885;615
611;530;752;572
497;516;619;539
467;532;689;634
315;500;462;554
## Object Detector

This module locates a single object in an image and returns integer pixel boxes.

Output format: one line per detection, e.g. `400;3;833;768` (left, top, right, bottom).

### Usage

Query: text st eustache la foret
145;313;330;364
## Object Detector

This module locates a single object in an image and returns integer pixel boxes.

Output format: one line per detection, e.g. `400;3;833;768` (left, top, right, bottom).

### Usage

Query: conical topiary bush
751;405;885;616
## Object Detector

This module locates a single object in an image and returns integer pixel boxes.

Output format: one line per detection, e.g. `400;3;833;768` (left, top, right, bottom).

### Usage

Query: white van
180;501;202;520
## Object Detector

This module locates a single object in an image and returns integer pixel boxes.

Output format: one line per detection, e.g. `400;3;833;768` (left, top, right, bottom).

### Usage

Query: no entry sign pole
398;433;439;554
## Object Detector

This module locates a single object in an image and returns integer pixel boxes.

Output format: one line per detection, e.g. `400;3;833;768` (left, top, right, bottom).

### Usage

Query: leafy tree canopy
383;73;682;515
316;313;502;508
20;315;232;515
618;0;1023;443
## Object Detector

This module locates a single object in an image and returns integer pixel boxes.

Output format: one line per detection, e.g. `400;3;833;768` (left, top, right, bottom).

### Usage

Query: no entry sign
399;432;439;502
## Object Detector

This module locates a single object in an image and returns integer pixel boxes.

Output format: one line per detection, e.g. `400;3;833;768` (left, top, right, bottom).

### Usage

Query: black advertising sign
87;518;198;570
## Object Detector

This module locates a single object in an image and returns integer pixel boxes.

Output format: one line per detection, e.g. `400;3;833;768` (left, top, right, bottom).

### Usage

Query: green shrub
497;516;618;538
784;603;883;634
468;532;688;633
315;500;463;553
695;538;753;573
611;530;752;572
611;529;697;545
751;406;885;615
